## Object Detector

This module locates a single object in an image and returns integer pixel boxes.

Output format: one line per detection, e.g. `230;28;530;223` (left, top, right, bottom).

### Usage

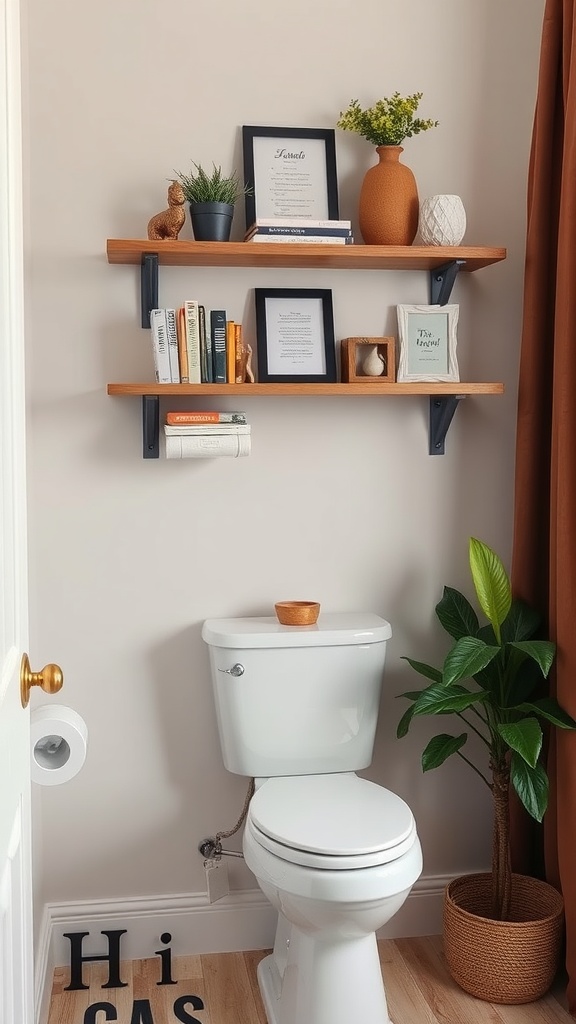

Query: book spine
247;225;352;238
226;320;236;384
251;218;351;229
165;434;250;459
149;309;171;384
234;323;244;383
210;310;227;383
165;308;180;383
184;300;202;384
164;423;250;435
248;235;351;244
166;411;247;424
198;304;212;383
177;307;189;383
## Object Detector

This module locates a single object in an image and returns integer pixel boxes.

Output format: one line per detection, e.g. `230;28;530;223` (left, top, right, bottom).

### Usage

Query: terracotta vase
359;146;419;246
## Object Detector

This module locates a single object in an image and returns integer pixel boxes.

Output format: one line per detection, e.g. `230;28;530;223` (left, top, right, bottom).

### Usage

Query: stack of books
163;410;251;459
150;305;250;385
244;218;353;245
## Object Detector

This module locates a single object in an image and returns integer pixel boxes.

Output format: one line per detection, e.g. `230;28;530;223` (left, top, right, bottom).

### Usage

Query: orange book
234;323;245;383
166;411;247;425
177;307;189;382
226;320;236;383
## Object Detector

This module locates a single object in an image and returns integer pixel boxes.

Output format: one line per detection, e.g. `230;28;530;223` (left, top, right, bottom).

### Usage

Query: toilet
201;612;422;1024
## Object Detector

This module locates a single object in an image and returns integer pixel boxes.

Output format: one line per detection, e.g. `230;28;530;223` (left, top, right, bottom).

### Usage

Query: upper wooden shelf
106;239;507;273
107;382;504;397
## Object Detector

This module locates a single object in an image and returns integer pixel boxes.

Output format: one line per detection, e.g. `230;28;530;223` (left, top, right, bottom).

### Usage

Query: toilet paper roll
30;705;88;786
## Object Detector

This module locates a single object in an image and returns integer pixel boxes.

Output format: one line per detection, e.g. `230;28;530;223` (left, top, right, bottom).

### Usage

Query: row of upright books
150;303;251;385
244;217;353;245
163;409;250;459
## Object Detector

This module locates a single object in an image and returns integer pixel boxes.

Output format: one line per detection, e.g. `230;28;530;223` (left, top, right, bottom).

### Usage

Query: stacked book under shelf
163;410;250;460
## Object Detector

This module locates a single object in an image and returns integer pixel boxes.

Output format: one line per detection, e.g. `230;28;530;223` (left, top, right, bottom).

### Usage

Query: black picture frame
255;288;337;384
242;126;340;229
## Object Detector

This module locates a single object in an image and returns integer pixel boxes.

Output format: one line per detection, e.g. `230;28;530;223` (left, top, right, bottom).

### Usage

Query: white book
184;300;202;384
165;434;251;459
165;308;180;383
149;309;171;384
247;235;351;245
250;217;351;229
164;423;250;436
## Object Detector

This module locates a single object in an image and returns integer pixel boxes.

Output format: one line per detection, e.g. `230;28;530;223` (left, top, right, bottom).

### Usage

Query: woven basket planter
444;872;564;1004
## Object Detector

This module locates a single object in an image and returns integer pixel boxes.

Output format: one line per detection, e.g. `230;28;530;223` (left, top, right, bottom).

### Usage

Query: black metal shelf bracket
429;259;466;305
429;395;466;455
141;253;159;328
142;395;160;458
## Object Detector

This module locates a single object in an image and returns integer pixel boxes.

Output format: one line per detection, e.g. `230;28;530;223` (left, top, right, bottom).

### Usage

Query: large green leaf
510;754;549;822
510;640;556;678
411;683;487;717
443;636;500;686
396;690;432;738
469;537;511;642
517;697;576;730
497;718;542;767
421;733;468;771
501;599;541;643
435;587;479;640
400;657;442;684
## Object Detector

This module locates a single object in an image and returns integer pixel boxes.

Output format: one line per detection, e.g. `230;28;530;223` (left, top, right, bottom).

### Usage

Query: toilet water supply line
198;777;255;862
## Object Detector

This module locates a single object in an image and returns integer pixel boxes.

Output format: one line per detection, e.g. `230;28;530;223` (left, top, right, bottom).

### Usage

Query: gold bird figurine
147;181;186;240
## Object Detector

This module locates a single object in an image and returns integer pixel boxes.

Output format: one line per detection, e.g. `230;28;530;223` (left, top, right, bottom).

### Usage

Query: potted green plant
336;92;438;245
174;163;251;242
398;536;576;1004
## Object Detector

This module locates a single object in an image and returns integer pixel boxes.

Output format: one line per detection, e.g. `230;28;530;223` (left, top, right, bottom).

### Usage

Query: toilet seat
247;774;417;870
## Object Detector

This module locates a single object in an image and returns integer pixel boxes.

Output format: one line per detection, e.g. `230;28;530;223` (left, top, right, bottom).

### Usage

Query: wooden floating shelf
108;382;504;397
106;239;507;273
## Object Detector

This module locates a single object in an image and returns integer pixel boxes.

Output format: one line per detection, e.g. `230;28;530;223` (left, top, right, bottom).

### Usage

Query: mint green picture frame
396;304;459;382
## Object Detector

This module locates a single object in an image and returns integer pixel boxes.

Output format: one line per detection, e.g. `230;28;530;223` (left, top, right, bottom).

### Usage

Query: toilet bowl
201;612;422;1024
242;773;422;1024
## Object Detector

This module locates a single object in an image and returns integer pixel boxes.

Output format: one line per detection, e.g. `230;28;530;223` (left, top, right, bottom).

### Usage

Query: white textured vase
362;345;385;376
419;194;466;246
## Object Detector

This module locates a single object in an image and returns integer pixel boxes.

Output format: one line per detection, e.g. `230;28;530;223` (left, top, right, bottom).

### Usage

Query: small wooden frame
340;337;396;383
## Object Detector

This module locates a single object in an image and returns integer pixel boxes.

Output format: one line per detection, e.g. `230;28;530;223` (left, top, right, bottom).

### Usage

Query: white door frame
0;0;34;1019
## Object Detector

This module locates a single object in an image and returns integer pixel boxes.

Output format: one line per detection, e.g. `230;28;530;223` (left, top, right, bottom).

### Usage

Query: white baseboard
35;873;451;1023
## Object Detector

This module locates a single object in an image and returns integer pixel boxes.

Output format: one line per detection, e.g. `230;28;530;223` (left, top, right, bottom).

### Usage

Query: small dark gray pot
189;202;234;242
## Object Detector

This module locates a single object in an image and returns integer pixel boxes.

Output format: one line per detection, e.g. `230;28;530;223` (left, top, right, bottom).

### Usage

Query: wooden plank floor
48;936;572;1023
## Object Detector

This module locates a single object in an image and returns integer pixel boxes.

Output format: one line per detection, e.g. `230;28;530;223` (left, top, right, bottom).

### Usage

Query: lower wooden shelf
107;381;505;459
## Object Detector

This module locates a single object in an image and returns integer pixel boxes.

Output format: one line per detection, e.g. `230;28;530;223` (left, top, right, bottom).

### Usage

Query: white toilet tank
201;612;392;777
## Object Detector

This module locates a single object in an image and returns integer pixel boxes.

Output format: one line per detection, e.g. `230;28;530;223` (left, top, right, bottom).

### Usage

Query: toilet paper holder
20;653;63;708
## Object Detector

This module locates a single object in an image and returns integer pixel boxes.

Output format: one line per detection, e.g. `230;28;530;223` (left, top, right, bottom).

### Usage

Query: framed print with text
396;304;460;382
255;288;337;384
242;126;339;228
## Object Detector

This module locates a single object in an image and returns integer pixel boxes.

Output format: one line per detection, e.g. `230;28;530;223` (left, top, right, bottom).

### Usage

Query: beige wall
24;0;544;913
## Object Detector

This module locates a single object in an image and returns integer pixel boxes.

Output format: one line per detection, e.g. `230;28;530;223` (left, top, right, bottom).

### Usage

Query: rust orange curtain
511;0;576;1013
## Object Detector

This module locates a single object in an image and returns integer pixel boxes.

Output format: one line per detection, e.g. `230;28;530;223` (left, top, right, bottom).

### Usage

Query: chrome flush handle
218;663;245;677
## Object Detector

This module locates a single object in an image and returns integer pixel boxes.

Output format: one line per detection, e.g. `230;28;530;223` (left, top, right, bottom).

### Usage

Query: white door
0;0;33;1019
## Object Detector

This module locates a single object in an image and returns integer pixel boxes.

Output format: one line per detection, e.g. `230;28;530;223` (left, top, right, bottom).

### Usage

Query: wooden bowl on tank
274;601;320;626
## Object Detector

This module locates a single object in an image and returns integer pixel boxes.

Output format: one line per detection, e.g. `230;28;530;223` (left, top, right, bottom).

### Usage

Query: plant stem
456;751;491;788
455;712;491;748
491;760;511;920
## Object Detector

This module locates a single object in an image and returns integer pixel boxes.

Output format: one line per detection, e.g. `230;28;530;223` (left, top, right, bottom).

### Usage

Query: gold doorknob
20;653;64;708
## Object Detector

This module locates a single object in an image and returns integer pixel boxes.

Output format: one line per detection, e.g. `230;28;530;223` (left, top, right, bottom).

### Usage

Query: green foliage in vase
174;163;252;205
398;536;576;921
337;92;438;147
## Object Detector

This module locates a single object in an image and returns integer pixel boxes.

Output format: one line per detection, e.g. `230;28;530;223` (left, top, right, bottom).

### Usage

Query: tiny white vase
419;194;466;246
362;345;385;376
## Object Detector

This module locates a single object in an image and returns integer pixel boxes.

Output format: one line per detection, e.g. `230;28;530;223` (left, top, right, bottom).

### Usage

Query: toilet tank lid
201;612;392;649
